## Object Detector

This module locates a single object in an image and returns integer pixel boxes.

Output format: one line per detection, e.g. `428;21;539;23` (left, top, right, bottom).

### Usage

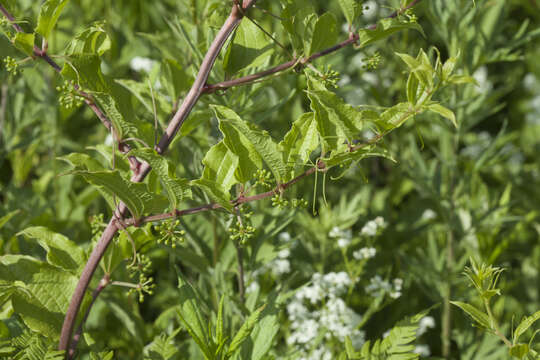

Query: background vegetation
0;0;539;359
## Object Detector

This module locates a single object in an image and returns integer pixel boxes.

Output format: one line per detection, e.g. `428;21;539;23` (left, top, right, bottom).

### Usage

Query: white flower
421;209;437;221
417;316;436;336
338;238;351;248
129;56;156;72
393;278;403;291
472;66;492;94
353;247;377;260
329;226;342;238
362;0;378;20
414;344;431;357
278;249;290;259
523;73;537;91
246;281;260;294
104;133;113;146
278;232;291;242
361;220;378;236
374;216;385;227
291;319;319;344
272;259;290;276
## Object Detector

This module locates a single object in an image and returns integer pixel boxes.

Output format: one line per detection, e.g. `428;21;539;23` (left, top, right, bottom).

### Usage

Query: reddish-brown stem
124;161;322;226
68;274;111;358
203;0;424;94
0;3;142;172
57;1;257;355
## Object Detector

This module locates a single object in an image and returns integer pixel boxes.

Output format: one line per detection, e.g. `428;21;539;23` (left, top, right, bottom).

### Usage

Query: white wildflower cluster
287;272;365;357
420;209;437;221
365;275;403;299
353;247;377;260
129;56;156;73
413;344;431;357
362;0;378;20
329;227;352;248
472;66;492;94
417;316;436;336
360;216;386;237
524;73;540;126
252;246;291;279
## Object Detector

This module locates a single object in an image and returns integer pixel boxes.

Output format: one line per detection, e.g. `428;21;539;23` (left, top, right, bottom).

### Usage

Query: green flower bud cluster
254;169;272;189
271;194;308;209
3;56;21;76
127;253;155;302
154;219;185;248
56;81;84;109
363;52;381;70
320;66;340;88
228;210;254;245
404;9;418;23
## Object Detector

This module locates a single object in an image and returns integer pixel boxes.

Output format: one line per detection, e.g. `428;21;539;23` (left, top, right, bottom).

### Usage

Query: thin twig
0;83;7;140
57;1;258;355
234;208;246;303
68;274;110;359
203;0;424;93
0;3;142;173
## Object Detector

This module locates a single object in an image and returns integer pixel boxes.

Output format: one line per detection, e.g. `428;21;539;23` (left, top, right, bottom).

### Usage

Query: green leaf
199;141;239;192
192;141;238;212
213;105;287;184
90;91;138;140
448;74;478;85
35;0;70;39
280;112;319;177
64;20;111;56
129;149;192;211
116;79;173;119
161;58;190;101
61;54;110;92
358;18;424;48
451;301;492;329
396;50;434;88
17;227;86;271
426;103;457;128
281;1;316;55
0;255;80;340
377;102;415;131
191;178;233;212
514;311;540;344
310;13;338;55
325;145;395;168
509;344;529;359
442;54;459;80
249;305;280;360
226;304;266;356
69;169;168;220
216;295;225;346
406;72;420;105
223;18;273;76
307;82;365;151
57;152;106;172
13;32;35;56
338;0;360;25
359;309;430;359
176;273;212;360
0;210;19;230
